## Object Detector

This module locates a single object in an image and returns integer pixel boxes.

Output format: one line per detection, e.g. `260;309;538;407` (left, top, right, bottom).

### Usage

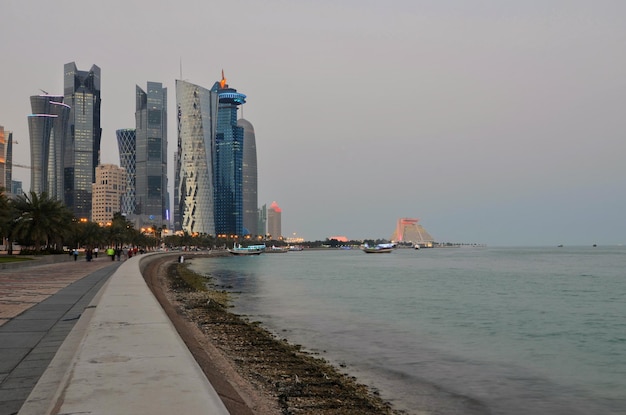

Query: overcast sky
1;0;625;246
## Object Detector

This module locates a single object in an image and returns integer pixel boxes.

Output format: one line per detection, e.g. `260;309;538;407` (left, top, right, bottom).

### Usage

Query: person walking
94;247;99;258
73;248;79;261
107;247;115;261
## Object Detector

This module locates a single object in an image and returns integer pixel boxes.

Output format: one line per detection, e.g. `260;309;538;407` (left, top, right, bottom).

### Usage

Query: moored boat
228;243;266;255
361;243;396;254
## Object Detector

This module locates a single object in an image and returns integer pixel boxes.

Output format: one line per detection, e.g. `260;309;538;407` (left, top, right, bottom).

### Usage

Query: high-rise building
175;79;218;235
257;203;267;238
135;82;168;225
115;128;136;216
211;72;246;236
267;201;282;239
91;164;126;224
11;180;22;197
27;95;70;200
238;118;257;236
64;62;102;220
0;126;12;193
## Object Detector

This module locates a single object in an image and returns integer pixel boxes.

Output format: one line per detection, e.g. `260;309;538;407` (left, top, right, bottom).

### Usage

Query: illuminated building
91;164;126;224
63;62;102;219
267;201;282;239
238;118;258;236
211;72;246;236
0;126;12;193
391;218;435;247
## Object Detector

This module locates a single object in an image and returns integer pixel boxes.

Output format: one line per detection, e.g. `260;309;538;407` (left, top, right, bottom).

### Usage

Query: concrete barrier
19;252;230;415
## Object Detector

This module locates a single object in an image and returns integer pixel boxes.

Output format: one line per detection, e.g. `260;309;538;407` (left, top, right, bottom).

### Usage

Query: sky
1;0;625;246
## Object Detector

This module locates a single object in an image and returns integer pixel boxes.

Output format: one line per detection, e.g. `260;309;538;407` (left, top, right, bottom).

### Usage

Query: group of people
71;246;143;262
106;246;140;261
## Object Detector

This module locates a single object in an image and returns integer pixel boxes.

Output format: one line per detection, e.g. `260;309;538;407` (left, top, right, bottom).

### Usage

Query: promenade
0;256;120;415
0;253;234;415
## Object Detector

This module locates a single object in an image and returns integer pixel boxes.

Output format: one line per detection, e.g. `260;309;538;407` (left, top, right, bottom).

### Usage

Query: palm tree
0;188;15;254
11;191;73;253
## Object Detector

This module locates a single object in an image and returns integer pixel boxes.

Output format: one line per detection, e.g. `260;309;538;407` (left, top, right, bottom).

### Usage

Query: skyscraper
267;201;282;239
175;79;218;235
116;128;136;216
211;72;246;236
63;62;102;220
238;118;258;236
135;82;168;225
27;95;70;200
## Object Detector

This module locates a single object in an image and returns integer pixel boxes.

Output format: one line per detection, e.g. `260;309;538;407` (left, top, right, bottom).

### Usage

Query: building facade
91;164;126;224
211;73;246;236
115;128;136;216
135;82;168;225
175;79;218;235
63;62;102;220
0;126;12;193
27;95;70;200
238;118;257;236
267;201;282;240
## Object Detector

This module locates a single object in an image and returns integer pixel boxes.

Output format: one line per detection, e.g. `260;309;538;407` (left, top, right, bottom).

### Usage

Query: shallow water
189;246;626;415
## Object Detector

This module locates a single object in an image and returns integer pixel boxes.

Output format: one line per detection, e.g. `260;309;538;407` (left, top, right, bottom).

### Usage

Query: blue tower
211;71;246;236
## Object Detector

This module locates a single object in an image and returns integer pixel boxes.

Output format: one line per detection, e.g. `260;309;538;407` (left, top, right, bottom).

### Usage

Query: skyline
1;1;625;246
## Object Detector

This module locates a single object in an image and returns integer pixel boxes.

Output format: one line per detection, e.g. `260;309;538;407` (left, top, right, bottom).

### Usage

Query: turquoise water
188;246;626;414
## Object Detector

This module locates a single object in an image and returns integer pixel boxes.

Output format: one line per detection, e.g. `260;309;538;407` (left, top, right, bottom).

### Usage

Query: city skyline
2;1;625;245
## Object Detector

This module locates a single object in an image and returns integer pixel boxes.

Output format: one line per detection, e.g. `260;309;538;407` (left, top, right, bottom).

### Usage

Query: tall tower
116;128;136;216
63;62;102;220
267;201;282;240
27;95;70;200
135;82;168;225
238;118;258;236
211;72;246;236
175;79;218;235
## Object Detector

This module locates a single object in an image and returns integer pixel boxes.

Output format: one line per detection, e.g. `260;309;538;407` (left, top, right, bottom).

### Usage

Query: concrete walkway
0;257;120;415
16;253;231;415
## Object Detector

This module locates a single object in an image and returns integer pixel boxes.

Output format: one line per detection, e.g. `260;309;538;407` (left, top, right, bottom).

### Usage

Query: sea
187;246;626;415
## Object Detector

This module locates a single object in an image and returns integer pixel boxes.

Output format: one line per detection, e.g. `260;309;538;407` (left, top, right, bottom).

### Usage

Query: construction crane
7;161;41;171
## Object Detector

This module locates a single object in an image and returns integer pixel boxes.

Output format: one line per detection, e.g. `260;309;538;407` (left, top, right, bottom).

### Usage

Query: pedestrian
94;247;99;258
73;248;79;261
107;247;115;261
86;249;93;262
116;248;122;261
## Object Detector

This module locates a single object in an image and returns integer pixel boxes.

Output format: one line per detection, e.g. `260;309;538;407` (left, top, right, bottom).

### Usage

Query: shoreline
143;254;406;414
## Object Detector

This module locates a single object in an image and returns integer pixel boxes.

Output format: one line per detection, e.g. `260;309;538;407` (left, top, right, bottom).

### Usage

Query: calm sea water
188;246;626;415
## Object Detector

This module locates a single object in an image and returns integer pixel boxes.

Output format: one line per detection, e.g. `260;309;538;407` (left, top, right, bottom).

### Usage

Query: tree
11;191;73;253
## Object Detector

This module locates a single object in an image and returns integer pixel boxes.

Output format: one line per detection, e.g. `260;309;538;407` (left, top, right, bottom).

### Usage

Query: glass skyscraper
27;95;70;200
116;128;136;216
175;79;218;235
63;62;102;220
135;82;168;224
211;73;246;236
238;118;257;236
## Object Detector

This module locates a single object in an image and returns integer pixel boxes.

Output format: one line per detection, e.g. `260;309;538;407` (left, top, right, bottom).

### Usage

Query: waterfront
189;246;626;414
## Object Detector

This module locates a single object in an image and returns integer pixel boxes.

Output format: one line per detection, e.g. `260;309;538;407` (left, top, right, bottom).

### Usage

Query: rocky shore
144;255;406;415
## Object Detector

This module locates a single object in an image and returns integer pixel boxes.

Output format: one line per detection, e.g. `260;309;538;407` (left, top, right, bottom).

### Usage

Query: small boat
361;243;396;254
228;243;266;255
267;245;289;253
414;244;420;250
288;245;304;251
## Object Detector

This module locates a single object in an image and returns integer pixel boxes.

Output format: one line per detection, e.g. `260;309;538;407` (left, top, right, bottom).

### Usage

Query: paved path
0;257;121;415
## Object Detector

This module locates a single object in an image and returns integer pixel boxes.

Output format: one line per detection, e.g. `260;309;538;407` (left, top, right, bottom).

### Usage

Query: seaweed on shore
167;262;405;415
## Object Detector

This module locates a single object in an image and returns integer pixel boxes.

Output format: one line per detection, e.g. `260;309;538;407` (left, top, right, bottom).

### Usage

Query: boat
228;243;266;256
361;243;396;254
267;245;289;253
288;245;304;251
